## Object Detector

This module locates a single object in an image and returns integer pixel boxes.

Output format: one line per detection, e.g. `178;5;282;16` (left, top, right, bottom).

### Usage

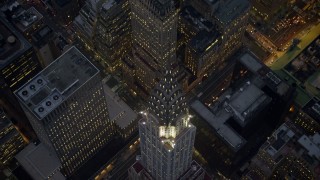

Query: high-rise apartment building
95;0;132;71
15;47;115;176
0;107;26;166
122;0;180;95
75;0;132;71
129;71;210;179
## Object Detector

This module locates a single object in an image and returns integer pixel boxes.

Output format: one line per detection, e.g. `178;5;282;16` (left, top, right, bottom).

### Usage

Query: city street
246;24;278;54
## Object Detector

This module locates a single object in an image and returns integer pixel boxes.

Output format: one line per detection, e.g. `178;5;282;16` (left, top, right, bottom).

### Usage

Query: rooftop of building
12;6;43;32
177;160;213;179
189;30;220;54
31;25;54;47
245;121;320;179
214;0;250;25
15;46;99;120
130;160;212;179
180;6;214;32
226;82;271;125
131;161;144;174
148;0;179;19
102;76;137;129
302;99;320;123
298;133;320;160
15;143;65;180
239;53;290;96
0;17;31;69
191;81;271;151
55;0;72;7
190;100;245;151
264;123;295;157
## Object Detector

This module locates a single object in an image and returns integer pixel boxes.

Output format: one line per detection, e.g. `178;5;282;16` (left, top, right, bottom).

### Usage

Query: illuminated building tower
129;71;210;179
94;0;132;71
123;0;179;95
74;0;132;72
15;47;115;176
0;107;26;166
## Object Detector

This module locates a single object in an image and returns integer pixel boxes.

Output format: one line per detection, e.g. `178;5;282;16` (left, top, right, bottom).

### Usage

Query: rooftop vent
22;90;28;96
53;95;59;100
7;36;16;44
30;84;36;90
45;101;52;106
37;79;43;84
38;107;44;112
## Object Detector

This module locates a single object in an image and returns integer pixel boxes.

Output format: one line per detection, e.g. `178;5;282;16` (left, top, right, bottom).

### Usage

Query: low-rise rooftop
190;100;246;151
298;133;320;160
191;81;271;151
265;123;295;157
214;0;250;25
12;7;43;32
32;25;54;47
240;53;290;96
15;143;65;180
226;82;271;126
102;77;137;129
15;46;99;120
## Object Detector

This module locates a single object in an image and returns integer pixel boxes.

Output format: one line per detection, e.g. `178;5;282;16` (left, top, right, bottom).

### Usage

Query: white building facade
129;71;197;179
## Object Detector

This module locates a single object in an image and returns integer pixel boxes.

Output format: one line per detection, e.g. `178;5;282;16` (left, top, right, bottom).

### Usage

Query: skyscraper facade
95;0;132;71
74;0;132;71
190;0;250;61
123;0;179;94
15;47;115;176
129;71;200;179
0;107;26;166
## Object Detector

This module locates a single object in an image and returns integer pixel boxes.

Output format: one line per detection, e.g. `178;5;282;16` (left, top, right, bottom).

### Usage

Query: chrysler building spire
148;70;187;127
